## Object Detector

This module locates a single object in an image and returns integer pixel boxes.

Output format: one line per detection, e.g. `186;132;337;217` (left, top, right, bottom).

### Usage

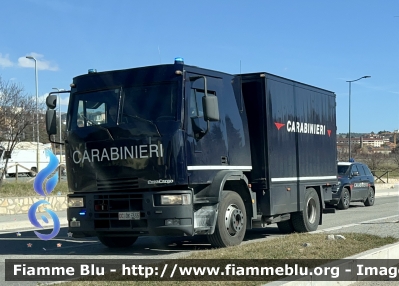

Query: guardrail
373;170;390;183
371;169;399;184
1;163;66;182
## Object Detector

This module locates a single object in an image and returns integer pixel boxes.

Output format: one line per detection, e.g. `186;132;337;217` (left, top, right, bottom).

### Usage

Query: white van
0;142;54;177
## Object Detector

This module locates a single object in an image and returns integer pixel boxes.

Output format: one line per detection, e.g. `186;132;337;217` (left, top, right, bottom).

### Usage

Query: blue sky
1;0;398;134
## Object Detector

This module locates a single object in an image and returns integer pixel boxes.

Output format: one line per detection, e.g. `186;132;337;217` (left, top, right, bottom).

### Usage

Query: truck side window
190;89;216;118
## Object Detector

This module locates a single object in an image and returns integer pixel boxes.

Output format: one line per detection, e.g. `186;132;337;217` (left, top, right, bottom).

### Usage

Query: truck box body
241;73;336;216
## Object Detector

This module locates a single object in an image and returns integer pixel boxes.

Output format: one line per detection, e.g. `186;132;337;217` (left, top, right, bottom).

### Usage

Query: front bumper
330;185;343;204
67;190;194;238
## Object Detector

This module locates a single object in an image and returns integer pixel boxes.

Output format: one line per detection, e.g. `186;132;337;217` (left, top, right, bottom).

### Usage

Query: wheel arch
194;170;256;229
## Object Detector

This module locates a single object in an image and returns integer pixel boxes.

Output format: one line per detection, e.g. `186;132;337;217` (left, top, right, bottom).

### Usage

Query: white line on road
313;215;399;233
0;237;97;243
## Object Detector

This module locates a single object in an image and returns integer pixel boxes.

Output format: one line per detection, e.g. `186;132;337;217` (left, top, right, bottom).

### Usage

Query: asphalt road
0;195;398;285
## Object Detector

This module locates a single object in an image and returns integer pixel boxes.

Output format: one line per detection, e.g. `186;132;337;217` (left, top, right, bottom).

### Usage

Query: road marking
314;215;399;233
360;215;399;223
0;237;97;243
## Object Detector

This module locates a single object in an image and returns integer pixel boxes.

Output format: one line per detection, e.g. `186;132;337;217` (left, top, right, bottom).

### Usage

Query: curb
0;216;68;232
265;242;399;285
375;191;399;197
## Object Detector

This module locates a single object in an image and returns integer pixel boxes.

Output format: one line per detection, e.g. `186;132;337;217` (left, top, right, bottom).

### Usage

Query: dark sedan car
330;162;375;210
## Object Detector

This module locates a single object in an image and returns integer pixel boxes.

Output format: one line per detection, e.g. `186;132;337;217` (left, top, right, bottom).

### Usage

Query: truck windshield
70;82;177;129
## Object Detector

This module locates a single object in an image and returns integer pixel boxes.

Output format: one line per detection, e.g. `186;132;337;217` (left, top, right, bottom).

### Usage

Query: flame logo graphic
33;149;59;196
28;200;60;240
29;149;61;240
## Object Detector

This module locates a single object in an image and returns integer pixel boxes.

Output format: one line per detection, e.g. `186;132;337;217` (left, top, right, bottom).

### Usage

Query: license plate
118;212;140;220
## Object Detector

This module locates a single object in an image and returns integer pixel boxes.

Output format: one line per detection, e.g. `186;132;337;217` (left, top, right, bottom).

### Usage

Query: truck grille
96;177;139;191
93;193;147;230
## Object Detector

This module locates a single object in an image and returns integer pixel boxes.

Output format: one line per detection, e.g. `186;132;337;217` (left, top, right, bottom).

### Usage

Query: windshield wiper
81;115;114;141
122;114;161;137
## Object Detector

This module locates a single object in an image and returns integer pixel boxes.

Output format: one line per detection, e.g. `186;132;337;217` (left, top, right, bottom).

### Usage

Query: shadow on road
0;227;281;257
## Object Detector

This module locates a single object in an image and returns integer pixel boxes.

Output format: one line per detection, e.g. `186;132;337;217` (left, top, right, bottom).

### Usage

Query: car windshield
70;82;177;129
337;165;350;175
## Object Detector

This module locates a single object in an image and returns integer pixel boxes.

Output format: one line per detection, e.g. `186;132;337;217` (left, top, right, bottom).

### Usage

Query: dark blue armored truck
45;59;337;248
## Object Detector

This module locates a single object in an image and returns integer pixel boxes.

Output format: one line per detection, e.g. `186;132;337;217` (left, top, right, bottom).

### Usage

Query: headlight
337;181;341;187
161;194;191;205
68;197;84;208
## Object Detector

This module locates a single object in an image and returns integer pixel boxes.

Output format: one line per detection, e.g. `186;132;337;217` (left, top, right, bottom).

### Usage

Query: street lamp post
52;88;64;162
347;76;371;161
26;56;40;174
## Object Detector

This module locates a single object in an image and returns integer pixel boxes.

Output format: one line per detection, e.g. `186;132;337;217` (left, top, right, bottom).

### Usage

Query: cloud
0;54;14;68
19;53;59;71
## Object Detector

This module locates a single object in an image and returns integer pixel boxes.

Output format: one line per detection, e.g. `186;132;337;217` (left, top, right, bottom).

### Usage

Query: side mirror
46;110;57;135
202;95;219;121
46;95;58;109
352;171;360;177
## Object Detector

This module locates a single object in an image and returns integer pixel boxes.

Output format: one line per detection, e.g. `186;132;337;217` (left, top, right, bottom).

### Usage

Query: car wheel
364;187;375;207
337;188;350;210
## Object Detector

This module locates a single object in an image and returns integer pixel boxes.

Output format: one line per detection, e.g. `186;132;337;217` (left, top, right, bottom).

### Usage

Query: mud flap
193;204;219;235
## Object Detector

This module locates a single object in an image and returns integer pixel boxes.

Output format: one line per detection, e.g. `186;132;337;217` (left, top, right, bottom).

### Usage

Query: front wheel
208;191;247;248
291;188;320;232
98;236;138;248
364;187;375;206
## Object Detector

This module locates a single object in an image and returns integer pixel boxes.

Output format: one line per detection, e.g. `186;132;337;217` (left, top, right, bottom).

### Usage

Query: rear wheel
277;219;295;234
364;187;375;206
208;191;247;248
291;188;320;232
98;236;138;248
337;188;351;210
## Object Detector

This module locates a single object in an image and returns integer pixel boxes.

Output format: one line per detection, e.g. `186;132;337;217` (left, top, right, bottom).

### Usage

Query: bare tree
391;146;399;169
0;76;36;184
362;152;386;171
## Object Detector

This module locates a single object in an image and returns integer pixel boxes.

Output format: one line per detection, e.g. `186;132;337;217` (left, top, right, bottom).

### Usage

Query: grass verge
51;233;398;286
0;181;69;197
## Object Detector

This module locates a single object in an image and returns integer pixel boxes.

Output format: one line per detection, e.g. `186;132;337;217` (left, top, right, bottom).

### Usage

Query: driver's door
185;73;225;184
